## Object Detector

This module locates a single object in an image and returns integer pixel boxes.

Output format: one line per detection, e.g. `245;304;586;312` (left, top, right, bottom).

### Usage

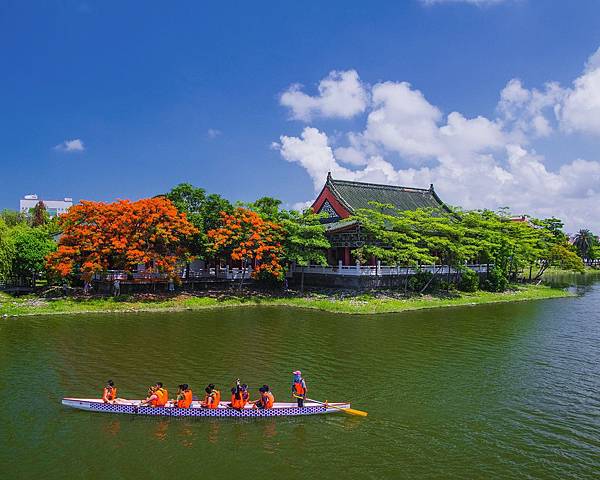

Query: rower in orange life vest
154;382;169;406
252;385;275;409
228;379;249;410
141;382;169;407
141;386;159;406
201;384;221;409
175;384;193;408
102;380;118;404
292;370;307;407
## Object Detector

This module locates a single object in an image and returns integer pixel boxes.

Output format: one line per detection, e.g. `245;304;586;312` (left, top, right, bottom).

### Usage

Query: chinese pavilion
311;173;449;266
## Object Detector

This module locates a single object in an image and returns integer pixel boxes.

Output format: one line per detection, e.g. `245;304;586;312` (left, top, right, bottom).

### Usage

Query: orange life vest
155;388;168;406
230;393;241;409
230;390;247;409
150;393;160;407
184;389;193;408
177;389;193;408
293;381;306;396
209;389;221;409
262;391;274;409
102;386;117;402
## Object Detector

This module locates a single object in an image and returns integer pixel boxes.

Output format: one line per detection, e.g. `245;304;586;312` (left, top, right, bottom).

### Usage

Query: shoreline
0;284;573;317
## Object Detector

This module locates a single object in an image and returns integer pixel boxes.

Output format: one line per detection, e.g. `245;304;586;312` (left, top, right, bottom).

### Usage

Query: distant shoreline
0;284;573;317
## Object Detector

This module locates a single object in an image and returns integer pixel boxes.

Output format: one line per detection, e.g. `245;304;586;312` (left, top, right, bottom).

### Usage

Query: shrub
458;268;479;292
482;266;508;292
409;269;434;292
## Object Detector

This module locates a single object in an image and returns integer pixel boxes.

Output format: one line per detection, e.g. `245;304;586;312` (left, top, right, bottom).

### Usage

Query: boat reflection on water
116;415;284;448
178;425;194;448
153;420;169;441
102;419;121;437
207;419;220;444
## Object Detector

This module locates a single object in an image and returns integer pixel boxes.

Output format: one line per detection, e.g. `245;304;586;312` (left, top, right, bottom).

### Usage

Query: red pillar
344;247;351;266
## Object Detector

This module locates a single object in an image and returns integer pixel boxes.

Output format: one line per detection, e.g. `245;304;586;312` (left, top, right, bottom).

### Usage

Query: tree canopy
0;219;15;281
165;183;233;259
47;197;198;277
207;207;285;279
8;225;56;278
351;204;584;286
573;229;597;261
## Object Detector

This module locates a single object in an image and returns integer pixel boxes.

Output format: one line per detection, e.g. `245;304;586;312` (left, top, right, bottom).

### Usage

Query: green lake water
1;278;599;479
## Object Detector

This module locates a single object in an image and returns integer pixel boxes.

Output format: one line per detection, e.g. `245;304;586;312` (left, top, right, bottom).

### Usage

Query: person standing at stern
292;370;307;407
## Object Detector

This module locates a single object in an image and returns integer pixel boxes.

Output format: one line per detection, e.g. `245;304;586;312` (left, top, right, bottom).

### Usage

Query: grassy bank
0;284;572;317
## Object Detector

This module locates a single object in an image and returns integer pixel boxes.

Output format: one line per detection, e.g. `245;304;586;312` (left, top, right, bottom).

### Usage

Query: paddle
294;395;368;417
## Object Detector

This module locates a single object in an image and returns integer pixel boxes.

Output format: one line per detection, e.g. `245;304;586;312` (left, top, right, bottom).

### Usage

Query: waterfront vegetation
0;183;596;311
0;284;572;317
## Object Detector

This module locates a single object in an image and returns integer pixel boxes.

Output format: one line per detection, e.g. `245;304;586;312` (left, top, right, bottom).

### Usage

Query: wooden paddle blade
343;408;368;417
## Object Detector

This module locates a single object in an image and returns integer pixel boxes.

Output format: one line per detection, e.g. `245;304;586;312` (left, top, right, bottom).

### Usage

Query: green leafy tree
280;209;330;291
165;183;233;261
9;225;57;280
588;244;599;263
351;204;433;267
31;201;49;227
353;204;478;292
0;219;15;281
349;203;581;291
246;198;332;290
573;229;596;261
0;209;28;227
246;197;283;221
540;217;567;241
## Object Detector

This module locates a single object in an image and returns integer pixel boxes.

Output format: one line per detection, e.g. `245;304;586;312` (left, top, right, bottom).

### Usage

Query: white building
19;194;73;218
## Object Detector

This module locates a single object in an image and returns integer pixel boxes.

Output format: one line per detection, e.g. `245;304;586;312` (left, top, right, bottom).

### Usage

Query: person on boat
175;384;193;408
201;384;221;409
154;382;169;406
141;386;160;407
241;383;250;405
252;385;275;410
102;380;118;404
141;383;168;407
291;370;307;407
228;379;248;410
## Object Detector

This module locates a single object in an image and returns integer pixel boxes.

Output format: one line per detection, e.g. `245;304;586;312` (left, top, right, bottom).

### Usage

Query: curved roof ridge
325;174;354;212
329;176;433;193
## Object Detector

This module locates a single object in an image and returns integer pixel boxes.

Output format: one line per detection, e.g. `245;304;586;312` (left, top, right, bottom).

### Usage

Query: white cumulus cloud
560;49;600;135
54;138;85;152
280;70;368;121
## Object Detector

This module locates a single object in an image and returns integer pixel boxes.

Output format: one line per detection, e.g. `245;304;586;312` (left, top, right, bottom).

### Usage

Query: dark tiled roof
324;219;358;232
327;174;446;213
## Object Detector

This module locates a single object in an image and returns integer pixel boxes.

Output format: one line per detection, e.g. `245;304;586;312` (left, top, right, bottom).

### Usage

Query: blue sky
1;0;600;231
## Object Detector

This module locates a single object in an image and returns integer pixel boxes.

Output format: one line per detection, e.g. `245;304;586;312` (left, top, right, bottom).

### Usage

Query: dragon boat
61;398;352;418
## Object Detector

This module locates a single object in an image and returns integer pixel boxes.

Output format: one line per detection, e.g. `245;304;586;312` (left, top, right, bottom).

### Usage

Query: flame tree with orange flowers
47;197;198;279
206;207;285;289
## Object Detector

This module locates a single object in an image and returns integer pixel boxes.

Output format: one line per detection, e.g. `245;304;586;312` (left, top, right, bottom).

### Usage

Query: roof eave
326;174;354;213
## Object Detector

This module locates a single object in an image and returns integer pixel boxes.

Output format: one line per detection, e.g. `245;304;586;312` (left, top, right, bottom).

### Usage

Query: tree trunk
300;270;305;294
